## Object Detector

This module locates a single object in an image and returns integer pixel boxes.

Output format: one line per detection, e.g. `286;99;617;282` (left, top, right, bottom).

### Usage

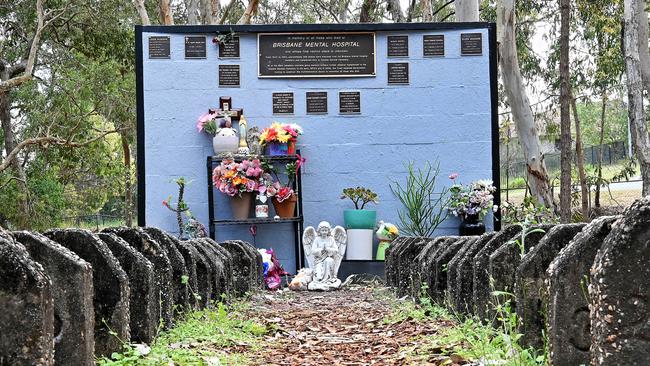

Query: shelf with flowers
210;155;302;220
447;173;498;236
259;122;303;156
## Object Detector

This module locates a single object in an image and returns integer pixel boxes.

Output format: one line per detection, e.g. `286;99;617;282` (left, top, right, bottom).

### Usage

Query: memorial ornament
301;221;348;291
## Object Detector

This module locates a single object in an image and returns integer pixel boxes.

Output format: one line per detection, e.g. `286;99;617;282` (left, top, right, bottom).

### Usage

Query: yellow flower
277;132;290;143
389;225;399;235
232;177;243;186
259;130;269;143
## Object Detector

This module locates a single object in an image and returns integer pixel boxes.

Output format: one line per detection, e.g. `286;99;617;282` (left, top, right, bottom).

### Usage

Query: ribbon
296;154;306;175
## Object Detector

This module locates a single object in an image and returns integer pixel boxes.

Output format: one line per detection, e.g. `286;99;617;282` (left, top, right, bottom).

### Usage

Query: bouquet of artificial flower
197;109;229;135
212;159;264;197
448;174;497;219
259;122;303;145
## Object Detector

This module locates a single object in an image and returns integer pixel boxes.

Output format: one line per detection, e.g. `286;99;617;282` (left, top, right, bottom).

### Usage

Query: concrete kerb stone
12;231;94;365
0;234;54;366
515;223;586;350
188;238;226;302
433;237;469;305
174;240;209;308
45;229;130;357
396;237;430;298
200;238;237;294
220;239;264;295
184;240;214;308
454;232;497;315
446;236;479;312
546;216;619;366
384;237;414;288
413;236;447;300
98;232;158;344
103;227;174;329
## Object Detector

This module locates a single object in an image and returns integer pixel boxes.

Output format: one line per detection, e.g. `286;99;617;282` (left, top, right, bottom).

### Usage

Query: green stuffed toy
375;221;399;261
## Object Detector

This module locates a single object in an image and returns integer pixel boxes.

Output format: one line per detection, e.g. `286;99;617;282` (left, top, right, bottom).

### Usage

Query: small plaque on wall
387;35;409;57
461;33;483;56
306;92;328;114
339;91;361;114
387;63;409;85
218;65;240;87
185;36;207;59
423;35;445;57
272;92;294;114
148;36;170;59
219;36;240;58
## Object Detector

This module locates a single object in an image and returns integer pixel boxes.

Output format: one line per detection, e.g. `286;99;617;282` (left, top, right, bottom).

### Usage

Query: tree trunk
186;0;200;24
456;0;479;22
359;0;377;22
559;0;572;223
624;0;650;196
421;0;433;21
120;132;133;227
386;0;405;22
339;0;350;23
160;0;175;25
133;0;151;25
237;0;259;24
497;0;555;209
571;94;589;221
636;0;650;92
595;94;607;207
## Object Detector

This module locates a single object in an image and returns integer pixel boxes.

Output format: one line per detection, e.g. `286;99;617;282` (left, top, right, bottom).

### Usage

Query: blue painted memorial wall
138;24;497;273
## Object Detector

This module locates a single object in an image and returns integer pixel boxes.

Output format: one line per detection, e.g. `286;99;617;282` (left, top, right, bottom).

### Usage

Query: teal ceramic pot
343;209;377;229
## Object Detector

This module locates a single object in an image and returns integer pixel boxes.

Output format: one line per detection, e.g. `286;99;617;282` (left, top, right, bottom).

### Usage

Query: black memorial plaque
461;33;483;56
219;36;240;58
185;36;207;59
387;63;409;85
258;33;375;78
387;35;409;57
423;35;445;57
272;92;294;114
306;92;328;114
148;36;170;59
218;65;240;87
339;91;361;114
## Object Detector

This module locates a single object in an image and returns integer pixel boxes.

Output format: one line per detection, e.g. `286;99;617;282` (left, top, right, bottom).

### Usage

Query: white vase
212;133;239;154
346;229;374;260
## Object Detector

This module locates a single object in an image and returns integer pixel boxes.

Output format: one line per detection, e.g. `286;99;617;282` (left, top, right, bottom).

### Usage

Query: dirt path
240;286;455;365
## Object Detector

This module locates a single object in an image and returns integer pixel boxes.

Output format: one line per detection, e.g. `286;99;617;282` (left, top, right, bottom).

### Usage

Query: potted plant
263;160;299;217
197;109;238;154
341;187;378;229
212;158;264;219
448;173;497;236
259;122;302;156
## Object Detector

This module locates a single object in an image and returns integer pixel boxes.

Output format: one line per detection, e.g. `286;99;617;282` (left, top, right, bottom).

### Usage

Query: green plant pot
343;209;377;229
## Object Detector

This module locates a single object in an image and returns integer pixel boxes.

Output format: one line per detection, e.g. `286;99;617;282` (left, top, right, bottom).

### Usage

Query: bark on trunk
497;0;555;209
595;94;607;207
160;0;175;25
200;0;219;24
186;0;200;24
133;0;151;25
624;0;650;196
120;132;133;227
636;0;650;92
559;0;572;223
456;0;479;22
571;94;589;221
421;0;433;21
386;0;405;22
359;0;377;22
237;0;259;24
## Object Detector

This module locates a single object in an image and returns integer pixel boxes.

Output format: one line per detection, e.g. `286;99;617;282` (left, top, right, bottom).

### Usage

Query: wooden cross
216;96;243;122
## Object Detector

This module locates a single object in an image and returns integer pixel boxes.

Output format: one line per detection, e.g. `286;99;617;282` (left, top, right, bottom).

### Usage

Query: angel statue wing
331;225;347;276
302;226;317;269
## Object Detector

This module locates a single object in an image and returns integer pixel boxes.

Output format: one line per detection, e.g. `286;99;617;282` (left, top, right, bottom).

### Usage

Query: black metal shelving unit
207;151;305;272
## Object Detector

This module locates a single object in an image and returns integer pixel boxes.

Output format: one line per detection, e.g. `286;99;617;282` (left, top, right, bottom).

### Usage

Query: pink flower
246;179;257;192
196;110;218;132
162;200;168;207
449;173;459;180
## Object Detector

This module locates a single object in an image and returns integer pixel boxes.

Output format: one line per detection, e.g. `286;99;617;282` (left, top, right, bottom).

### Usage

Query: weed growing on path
99;302;267;366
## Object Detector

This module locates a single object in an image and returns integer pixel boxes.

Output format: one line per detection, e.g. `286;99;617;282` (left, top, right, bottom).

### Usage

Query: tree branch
133;0;151;25
237;0;259;24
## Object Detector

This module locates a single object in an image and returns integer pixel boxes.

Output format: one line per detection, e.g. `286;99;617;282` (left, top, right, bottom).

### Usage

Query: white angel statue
302;221;347;291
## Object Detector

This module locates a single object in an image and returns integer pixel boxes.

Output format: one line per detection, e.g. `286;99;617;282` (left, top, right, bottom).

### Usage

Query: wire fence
501;140;629;188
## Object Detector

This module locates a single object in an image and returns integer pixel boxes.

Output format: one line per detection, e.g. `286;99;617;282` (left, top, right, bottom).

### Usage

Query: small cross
216;96;243;122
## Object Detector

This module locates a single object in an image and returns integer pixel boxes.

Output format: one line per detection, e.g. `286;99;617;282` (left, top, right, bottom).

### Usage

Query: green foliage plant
340;186;379;210
390;161;449;237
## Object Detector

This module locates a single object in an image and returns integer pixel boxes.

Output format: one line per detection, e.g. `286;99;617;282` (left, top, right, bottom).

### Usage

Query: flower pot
376;240;391;261
346;229;373;260
272;193;297;217
343;209;377;230
266;142;288;156
287;138;297;155
230;192;253;220
459;214;485;236
213;134;239;154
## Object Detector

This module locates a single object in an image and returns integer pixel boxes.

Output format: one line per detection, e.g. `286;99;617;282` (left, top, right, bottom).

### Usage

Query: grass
380;287;545;366
98;302;267;366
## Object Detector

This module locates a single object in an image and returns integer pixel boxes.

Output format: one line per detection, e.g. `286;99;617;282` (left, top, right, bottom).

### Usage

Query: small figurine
246;126;263;156
301;221;347;291
288;268;313;291
237;115;250;155
375;221;399;261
